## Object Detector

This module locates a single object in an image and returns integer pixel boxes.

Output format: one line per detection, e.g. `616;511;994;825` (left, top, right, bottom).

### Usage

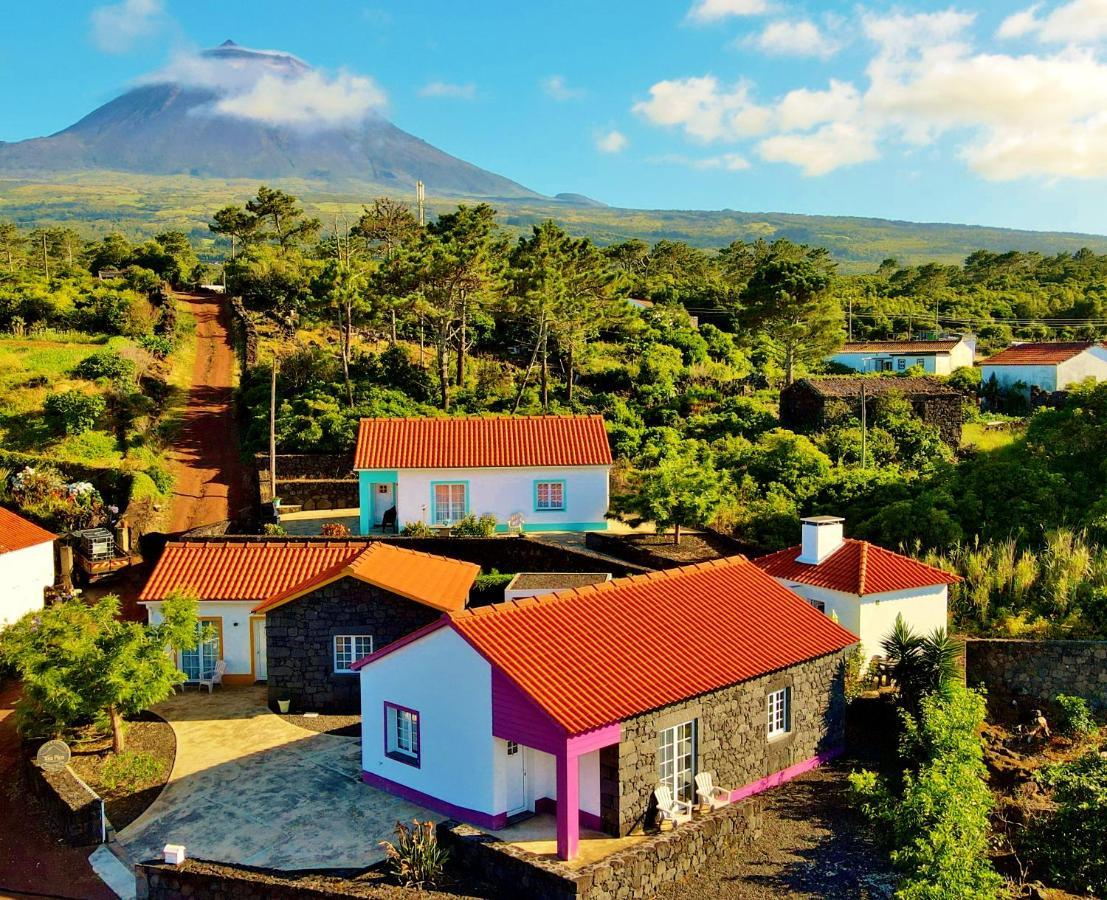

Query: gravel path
657;762;896;899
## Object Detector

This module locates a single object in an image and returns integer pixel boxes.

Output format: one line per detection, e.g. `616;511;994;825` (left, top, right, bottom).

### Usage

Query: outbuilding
980;341;1107;393
0;507;55;625
828;336;975;375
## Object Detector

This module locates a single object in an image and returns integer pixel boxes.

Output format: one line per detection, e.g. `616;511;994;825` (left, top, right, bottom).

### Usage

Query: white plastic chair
695;772;732;810
654;785;693;827
198;659;226;694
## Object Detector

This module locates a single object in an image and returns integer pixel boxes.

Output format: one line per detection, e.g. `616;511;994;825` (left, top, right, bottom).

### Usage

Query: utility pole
860;381;868;469
848;294;853;341
416;180;426;227
269;357;278;513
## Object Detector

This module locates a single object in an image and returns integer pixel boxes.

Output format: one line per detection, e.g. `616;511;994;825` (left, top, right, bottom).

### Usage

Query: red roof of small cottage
752;539;960;597
839;340;962;354
983;341;1101;366
0;506;55;554
448;556;857;735
353;415;612;470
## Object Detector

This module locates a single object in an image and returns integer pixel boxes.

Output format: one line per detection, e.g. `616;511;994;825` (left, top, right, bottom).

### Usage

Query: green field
961;421;1026;452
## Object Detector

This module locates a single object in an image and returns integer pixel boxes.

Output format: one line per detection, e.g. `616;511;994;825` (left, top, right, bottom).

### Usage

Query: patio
483;813;648;868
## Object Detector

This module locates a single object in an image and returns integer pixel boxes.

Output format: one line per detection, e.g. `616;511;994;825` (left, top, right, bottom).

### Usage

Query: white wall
859;585;949;655
144;600;256;677
394;465;610;529
829;352;942;374
0;542;53;625
779;582;862;646
360;626;496;816
981;363;1058;392
1057;347;1107;389
578;749;600;817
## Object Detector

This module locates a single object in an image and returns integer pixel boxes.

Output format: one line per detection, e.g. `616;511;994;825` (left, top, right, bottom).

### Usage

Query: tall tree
739;248;843;384
629;443;724;544
352;197;419;342
209;206;258;261
0;221;27;272
311;259;378;404
245;186;321;249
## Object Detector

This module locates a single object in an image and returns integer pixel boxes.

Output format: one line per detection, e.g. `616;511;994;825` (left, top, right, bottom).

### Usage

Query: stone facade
256;454;358;511
440;796;763;900
604;649;850;836
265;576;440;714
966;638;1107;714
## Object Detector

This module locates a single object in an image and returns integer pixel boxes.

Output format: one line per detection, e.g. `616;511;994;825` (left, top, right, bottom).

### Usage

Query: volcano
0;41;541;199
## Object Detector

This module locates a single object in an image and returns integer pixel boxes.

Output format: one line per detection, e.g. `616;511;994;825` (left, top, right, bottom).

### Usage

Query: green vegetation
1052;694;1097;738
379;819;450;891
99;750;166;793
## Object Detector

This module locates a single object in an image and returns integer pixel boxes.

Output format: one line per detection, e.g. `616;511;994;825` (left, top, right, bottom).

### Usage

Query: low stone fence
965;638;1107;713
136;859;367;899
228;296;258;369
23;749;105;846
256;453;358;511
440;797;763;900
585;529;752;570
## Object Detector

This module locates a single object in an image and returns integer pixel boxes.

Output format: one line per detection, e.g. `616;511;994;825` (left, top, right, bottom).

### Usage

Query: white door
505;741;527;816
373;483;394;525
252;618;267;681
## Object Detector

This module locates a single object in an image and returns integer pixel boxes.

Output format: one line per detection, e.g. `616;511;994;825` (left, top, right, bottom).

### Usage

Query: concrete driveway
118;687;437;870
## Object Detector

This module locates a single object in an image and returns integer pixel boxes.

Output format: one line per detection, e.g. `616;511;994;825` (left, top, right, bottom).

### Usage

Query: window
385;703;420;766
179;618;221;681
534;480;565;511
658;720;696;803
767;688;791;739
432;482;467;525
896;358;906;370
334;635;373;673
506;741;519;755
806;597;826;614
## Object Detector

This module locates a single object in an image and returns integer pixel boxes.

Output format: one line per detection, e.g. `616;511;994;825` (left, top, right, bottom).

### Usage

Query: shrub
43;391;106;436
1053;693;1097;737
473;569;513;594
99;750;165;793
74;351;135;383
379;820;449;890
262;523;286;536
401;521;434;537
138;334;174;358
320;522;351;538
145;464;174;495
450;514;497;537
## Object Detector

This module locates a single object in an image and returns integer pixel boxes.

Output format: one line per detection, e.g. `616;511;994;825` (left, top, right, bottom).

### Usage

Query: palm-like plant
881;614;963;713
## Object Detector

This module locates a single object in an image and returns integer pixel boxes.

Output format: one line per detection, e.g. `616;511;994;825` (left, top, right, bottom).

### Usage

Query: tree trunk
540;324;549;412
455;301;467;387
341;303;353;407
390;309;397;345
674;522;681;546
785;343;795;385
230;234;236;263
566;346;575;405
109;705;125;753
437;341;450;410
512;326;544;414
41;233;49;281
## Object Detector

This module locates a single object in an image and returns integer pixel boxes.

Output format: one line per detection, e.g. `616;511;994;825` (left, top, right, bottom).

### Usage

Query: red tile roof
0;506;55;554
752;539;960;597
353;416;612;470
140;541;367;603
840;340;962;353
449;557;857;735
983;341;1101;366
253;542;478;614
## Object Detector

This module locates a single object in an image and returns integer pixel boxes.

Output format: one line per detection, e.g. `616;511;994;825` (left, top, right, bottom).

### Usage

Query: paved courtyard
118;686;437;870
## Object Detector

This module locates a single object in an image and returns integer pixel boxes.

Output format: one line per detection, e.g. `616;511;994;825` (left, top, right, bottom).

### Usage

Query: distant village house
0;507;55;625
827;336;975;375
980;341;1107;394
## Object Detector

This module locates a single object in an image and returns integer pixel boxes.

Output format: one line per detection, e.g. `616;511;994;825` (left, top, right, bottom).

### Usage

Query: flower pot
277;699;290;714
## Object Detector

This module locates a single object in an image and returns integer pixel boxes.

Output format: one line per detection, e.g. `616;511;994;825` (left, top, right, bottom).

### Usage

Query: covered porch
482;813;647;868
358;469;399;534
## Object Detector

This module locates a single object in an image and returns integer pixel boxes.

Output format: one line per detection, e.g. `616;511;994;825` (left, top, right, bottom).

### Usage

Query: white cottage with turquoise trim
353;416;612;535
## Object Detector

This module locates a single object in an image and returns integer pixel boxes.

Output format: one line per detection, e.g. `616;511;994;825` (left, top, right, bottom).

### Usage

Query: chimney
796;516;845;565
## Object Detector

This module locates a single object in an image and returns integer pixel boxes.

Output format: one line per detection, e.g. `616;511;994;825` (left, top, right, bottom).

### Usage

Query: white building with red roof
828;336;975;375
753;516;960;659
980;341;1107;393
354;556;857;861
353;415;612;535
0;506;55;625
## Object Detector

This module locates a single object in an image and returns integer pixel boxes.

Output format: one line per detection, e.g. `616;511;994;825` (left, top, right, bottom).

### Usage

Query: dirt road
166;292;248;535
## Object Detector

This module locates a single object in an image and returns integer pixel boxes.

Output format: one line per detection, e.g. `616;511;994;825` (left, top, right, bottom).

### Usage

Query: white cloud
758;122;879;176
542;75;584;101
596;129;628;153
687;0;770;23
144;46;387;128
418;81;476;100
90;0;166;54
632;76;771;142
753;19;842;59
997;0;1107;45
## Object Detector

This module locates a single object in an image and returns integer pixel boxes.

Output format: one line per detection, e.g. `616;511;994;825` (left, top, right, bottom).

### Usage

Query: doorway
373;483;395;527
505;741;528;816
251;617;267;681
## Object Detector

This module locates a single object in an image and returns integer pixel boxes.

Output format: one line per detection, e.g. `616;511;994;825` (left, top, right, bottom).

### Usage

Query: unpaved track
166;292;248;534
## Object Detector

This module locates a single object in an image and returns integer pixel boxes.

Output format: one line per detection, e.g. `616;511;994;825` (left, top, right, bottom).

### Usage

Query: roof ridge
857;541;869;595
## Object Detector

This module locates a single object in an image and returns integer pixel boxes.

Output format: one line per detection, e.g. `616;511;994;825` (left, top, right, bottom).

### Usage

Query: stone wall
256;454;358;511
228;296;258;369
265;575;440;714
136;859;361;900
23;751;104;846
440;796;763;900
608;649;849;836
966;638;1107;713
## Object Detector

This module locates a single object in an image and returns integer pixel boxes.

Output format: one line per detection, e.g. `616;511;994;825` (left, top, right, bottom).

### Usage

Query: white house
0;507;55;625
980;341;1107;393
828;337;975;375
354;416;612;535
752;516;960;660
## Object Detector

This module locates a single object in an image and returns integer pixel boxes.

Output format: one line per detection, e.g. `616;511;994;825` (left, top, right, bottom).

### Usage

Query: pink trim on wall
728;746;844;804
566;722;620;754
361;770;507;831
491;667;567;755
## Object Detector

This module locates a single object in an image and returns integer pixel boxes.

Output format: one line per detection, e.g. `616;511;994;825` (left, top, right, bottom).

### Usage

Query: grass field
961;421;1026;452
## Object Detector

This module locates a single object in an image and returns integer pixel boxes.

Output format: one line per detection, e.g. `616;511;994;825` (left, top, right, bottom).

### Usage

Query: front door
252;617;267;681
373;482;394;526
505;741;527;816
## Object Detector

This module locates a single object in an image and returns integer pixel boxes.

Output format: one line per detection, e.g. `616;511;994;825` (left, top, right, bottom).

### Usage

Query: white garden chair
653;785;693;828
198;659;226;694
695;772;732;810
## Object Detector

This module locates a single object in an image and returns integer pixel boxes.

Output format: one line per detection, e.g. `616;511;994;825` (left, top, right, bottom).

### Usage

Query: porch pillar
555;746;579;861
358;472;372;535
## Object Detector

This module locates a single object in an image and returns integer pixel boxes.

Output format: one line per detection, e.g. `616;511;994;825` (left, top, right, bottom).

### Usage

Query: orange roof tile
752;539;960;596
840;340;962;353
353;415;612;470
139;541;367;603
983;341;1101;366
449;557;857;735
253;542;478;614
0;506;55;554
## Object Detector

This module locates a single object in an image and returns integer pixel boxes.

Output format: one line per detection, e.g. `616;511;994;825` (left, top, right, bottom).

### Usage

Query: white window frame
385;703;421;766
658;720;696;804
333;634;373;673
432;482;467;525
767;687;791;739
534;480;566;512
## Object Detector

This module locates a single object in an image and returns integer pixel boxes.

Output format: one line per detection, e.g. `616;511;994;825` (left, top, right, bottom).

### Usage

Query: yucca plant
380;820;450;890
881;614;963;714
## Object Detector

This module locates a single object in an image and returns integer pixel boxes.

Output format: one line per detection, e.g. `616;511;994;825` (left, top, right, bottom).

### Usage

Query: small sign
36;740;71;773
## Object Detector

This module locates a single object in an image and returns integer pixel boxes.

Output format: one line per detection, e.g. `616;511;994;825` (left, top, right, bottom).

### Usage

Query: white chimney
796;516;845;565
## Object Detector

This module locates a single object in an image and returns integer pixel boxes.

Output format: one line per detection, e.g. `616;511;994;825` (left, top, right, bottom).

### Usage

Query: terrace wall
966;638;1107;714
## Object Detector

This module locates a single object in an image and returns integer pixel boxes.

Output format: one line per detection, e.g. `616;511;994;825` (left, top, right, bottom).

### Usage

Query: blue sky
3;0;1107;234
